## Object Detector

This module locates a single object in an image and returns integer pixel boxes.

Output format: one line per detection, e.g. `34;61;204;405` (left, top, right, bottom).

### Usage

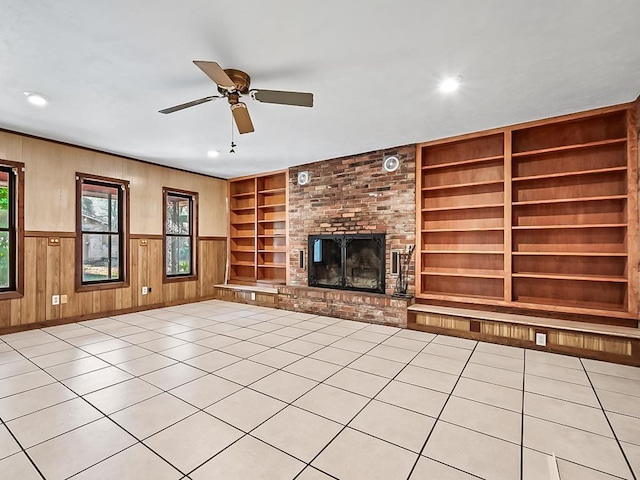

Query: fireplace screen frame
308;233;386;294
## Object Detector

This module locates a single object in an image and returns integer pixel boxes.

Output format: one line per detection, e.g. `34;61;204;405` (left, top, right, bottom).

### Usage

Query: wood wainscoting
0;233;226;331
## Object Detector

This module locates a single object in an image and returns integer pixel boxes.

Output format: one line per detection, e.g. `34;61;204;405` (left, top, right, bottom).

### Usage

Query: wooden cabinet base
213;284;279;308
408;304;640;366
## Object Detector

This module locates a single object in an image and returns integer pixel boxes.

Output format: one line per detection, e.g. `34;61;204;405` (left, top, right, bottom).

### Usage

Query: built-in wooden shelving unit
228;170;288;285
416;105;639;321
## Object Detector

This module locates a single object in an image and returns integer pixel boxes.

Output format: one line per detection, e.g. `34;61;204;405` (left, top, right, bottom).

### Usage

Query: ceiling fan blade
230;102;255;134
158;95;222;114
251;89;313;107
193;61;235;90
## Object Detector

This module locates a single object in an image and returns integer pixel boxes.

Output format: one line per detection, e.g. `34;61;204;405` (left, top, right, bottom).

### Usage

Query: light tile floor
0;300;639;480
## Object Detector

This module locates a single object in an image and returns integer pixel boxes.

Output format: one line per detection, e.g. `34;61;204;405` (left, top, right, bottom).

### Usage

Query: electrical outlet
250;292;256;301
60;295;68;304
535;332;547;347
142;286;148;295
52;295;60;306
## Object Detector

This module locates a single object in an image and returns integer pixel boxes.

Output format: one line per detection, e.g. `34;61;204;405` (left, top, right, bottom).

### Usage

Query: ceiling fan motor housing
218;69;251;95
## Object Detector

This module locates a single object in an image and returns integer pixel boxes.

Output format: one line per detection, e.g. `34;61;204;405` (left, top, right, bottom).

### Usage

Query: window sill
0;291;24;301
163;274;198;284
76;281;129;293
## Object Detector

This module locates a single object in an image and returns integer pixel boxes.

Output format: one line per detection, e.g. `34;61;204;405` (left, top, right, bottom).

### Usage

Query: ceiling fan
159;61;314;134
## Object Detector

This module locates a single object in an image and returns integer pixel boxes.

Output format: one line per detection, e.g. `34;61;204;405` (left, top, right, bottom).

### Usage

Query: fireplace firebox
308;234;385;294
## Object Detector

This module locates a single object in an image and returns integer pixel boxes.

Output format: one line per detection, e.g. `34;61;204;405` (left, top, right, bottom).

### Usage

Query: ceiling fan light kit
159;61;314;135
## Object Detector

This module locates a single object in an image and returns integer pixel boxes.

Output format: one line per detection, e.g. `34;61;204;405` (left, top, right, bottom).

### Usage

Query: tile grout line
2;317;226;478
46;328;274;478
3;301;592;480
1;303;541;479
158;320;371;478
4;333;192;478
181;312;418;478
288;328;440;480
579;358;637;480
2;302;400;478
404;341;480;480
0;416;47;480
36;308;285;478
3;317;351;479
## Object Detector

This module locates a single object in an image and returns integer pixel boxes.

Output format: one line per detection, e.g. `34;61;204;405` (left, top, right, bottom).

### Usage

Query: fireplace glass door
308;234;385;294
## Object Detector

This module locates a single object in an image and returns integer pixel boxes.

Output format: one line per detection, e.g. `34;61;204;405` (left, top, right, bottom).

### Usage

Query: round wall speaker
382;155;400;173
297;171;310;185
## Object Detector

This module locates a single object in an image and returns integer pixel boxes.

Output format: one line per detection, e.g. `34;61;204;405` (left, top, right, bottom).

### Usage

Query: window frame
0;159;24;300
163;187;198;283
76;173;130;292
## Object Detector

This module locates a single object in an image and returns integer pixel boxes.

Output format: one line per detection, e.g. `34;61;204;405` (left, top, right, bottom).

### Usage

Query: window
164;189;197;280
77;174;129;289
0;165;18;293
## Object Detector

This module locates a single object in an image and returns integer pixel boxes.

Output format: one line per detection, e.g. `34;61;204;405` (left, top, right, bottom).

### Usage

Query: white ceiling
1;1;639;178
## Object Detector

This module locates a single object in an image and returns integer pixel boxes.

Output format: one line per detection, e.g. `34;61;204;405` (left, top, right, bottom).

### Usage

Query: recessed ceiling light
207;150;220;158
23;91;49;106
439;76;463;93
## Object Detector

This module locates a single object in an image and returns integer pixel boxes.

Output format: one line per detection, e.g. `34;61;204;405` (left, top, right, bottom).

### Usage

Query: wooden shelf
513;195;627;207
422;179;504;192
231;192;255;199
422;203;503;213
512;166;627;183
417;107;636;320
513;273;628;283
512;251;627;257
512;224;627;230
258;188;286;195
420;292;504;301
421;271;504;279
422;155;503;171
513;295;628;314
229;171;288;286
416;293;632;319
512;138;627;158
229;275;255;283
422;227;503;233
422;250;504;255
258;203;286;209
231;206;256;212
256;278;285;285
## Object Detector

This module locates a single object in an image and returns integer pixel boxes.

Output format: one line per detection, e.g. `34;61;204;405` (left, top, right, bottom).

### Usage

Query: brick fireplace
280;145;416;326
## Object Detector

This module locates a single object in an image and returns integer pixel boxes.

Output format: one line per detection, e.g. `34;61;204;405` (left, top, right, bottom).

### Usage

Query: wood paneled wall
0;130;228;330
0;236;226;329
